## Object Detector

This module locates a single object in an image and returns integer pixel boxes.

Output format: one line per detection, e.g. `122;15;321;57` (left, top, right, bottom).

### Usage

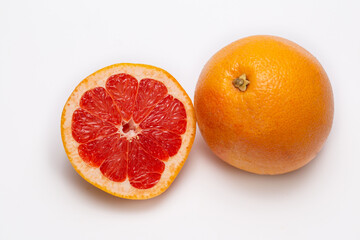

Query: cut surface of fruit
61;63;195;199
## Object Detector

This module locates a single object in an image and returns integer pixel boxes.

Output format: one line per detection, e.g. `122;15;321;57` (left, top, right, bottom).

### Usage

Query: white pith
118;120;140;141
61;64;195;199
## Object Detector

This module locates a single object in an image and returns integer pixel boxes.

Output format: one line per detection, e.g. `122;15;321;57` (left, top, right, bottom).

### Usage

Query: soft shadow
196;133;326;197
54;139;196;211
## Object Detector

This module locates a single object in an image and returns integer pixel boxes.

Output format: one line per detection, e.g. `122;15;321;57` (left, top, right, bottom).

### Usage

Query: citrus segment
78;133;121;167
132;78;168;123
141;129;182;157
128;140;165;189
106;73;138;121
137;133;169;161
99;137;128;182
71;109;117;143
80;87;121;125
140;95;187;134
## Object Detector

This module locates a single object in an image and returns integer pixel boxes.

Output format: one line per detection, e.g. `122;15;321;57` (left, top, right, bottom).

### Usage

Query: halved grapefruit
61;63;196;199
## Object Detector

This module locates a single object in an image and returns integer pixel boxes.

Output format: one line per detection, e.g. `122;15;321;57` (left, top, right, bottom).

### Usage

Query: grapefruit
194;35;334;174
61;63;196;199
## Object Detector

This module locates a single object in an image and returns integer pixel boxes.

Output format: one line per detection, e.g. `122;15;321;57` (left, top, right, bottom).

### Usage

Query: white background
1;0;359;239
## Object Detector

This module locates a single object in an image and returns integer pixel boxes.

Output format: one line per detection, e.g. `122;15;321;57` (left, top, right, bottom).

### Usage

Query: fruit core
71;73;187;189
120;119;139;140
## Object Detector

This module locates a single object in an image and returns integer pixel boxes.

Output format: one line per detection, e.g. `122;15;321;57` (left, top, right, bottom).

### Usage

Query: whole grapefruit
194;35;334;174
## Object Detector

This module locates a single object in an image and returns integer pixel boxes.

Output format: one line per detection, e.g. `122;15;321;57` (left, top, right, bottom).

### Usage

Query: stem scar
232;73;250;92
